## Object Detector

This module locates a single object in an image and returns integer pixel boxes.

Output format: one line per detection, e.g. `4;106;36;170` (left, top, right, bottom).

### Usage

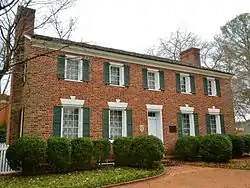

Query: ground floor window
182;114;191;136
109;110;124;140
210;115;217;134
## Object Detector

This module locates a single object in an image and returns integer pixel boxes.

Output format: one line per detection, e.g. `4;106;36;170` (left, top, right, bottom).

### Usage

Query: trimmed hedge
113;137;134;167
227;134;245;158
175;136;200;161
47;137;71;172
6;136;47;174
199;134;232;162
241;135;250;154
71;138;94;170
93;139;110;164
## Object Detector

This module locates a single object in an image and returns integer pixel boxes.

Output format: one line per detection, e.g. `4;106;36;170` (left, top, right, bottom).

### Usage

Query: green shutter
220;114;225;134
177;112;182;137
126;109;133;136
206;114;211;134
82;59;90;82
176;73;181;92
124;65;130;87
203;78;208;95
104;62;110;84
216;79;221;96
190;75;196;94
142;68;148;88
194;113;199;136
57;55;65;79
103;109;109;140
159;71;165;91
53;106;62;137
82;107;90;137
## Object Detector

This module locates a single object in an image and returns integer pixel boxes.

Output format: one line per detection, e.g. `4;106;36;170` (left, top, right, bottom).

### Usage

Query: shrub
175;136;200;161
0;122;7;143
227;134;245;158
130;135;164;168
71;138;94;170
6;136;47;174
113;137;134;167
241;135;250;154
93;139;110;163
199;134;232;162
47;137;71;172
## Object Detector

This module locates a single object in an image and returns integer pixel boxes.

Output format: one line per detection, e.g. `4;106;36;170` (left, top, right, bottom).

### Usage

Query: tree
0;0;78;94
215;13;250;120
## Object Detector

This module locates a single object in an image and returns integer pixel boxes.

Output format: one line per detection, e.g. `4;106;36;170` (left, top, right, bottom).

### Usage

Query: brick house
9;7;235;153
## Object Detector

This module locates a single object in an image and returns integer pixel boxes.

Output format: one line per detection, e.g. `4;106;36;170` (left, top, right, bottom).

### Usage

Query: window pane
182;114;190;136
63;107;79;138
110;110;122;140
110;66;120;85
210;115;217;134
180;76;186;92
66;58;80;80
208;80;213;95
148;72;156;89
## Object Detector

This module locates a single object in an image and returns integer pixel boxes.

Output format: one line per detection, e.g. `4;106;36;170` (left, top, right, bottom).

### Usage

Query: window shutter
177;112;182;137
215;79;221;96
103;109;109;140
104;62;110;84
159;71;165;91
57;55;65;79
206;114;211;134
220;114;225;134
190;75;196;94
194;113;199;136
82;107;90;137
176;73;181;92
203;78;208;95
126;109;133;136
53;106;62;137
124;65;130;87
82;59;90;82
142;68;148;88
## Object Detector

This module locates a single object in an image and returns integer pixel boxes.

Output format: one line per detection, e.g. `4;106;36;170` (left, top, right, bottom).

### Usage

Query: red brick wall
10;44;236;154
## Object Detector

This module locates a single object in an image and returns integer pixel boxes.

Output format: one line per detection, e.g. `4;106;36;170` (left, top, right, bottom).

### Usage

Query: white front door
148;111;163;142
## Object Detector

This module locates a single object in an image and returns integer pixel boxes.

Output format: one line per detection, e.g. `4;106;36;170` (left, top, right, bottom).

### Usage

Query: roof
31;34;232;76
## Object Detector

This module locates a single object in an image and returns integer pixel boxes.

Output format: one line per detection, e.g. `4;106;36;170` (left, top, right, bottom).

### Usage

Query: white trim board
108;101;128;110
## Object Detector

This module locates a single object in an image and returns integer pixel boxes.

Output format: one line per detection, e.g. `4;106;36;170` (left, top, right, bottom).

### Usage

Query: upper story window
142;68;165;91
57;55;90;82
204;77;220;96
176;73;195;94
104;62;130;87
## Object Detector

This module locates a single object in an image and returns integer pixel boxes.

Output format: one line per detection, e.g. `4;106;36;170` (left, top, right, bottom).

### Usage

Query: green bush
199;134;232;162
93;139;110;163
241;135;250;154
71;138;94;170
6;136;47;174
227;134;245;158
113;137;134;167
0;122;7;143
175;136;200;161
131;135;164;169
47;137;71;172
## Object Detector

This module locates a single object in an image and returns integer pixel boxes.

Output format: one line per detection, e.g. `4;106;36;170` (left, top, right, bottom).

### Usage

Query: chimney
15;6;35;38
180;48;201;67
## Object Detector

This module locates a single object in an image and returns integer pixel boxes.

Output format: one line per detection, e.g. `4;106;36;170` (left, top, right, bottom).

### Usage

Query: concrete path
115;165;250;188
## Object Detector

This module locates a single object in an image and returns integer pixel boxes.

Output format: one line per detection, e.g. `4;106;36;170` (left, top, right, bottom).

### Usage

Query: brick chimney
15;6;35;38
180;48;201;67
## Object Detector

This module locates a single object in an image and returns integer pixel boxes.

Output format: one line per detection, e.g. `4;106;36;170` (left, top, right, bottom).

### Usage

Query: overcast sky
38;0;250;54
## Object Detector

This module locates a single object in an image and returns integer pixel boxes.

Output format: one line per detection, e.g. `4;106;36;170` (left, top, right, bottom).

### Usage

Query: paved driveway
114;165;250;188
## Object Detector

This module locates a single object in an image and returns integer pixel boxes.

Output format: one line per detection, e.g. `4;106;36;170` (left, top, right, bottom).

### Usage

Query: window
207;78;216;96
147;70;160;90
210;115;217;134
180;74;191;93
148;112;156;117
65;57;82;81
62;107;81;138
109;64;124;86
182;114;191;136
109;110;123;140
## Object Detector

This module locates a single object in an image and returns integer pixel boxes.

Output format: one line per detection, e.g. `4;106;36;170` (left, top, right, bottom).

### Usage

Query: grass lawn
0;167;164;188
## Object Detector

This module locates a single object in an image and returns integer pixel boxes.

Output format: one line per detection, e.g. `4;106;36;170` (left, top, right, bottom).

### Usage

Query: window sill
148;89;161;92
109;84;125;88
64;79;83;83
181;92;192;95
208;94;217;97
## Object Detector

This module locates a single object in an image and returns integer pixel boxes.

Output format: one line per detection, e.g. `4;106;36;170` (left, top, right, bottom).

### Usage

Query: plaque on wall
169;126;177;133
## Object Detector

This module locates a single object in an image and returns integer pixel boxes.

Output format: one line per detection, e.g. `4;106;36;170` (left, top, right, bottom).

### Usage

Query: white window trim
208;107;221;134
109;62;124;87
180;105;195;136
207;77;217;96
146;104;163;111
208;107;220;115
64;55;83;82
60;96;85;107
108;101;128;110
180;73;191;94
147;69;160;91
180;105;194;114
